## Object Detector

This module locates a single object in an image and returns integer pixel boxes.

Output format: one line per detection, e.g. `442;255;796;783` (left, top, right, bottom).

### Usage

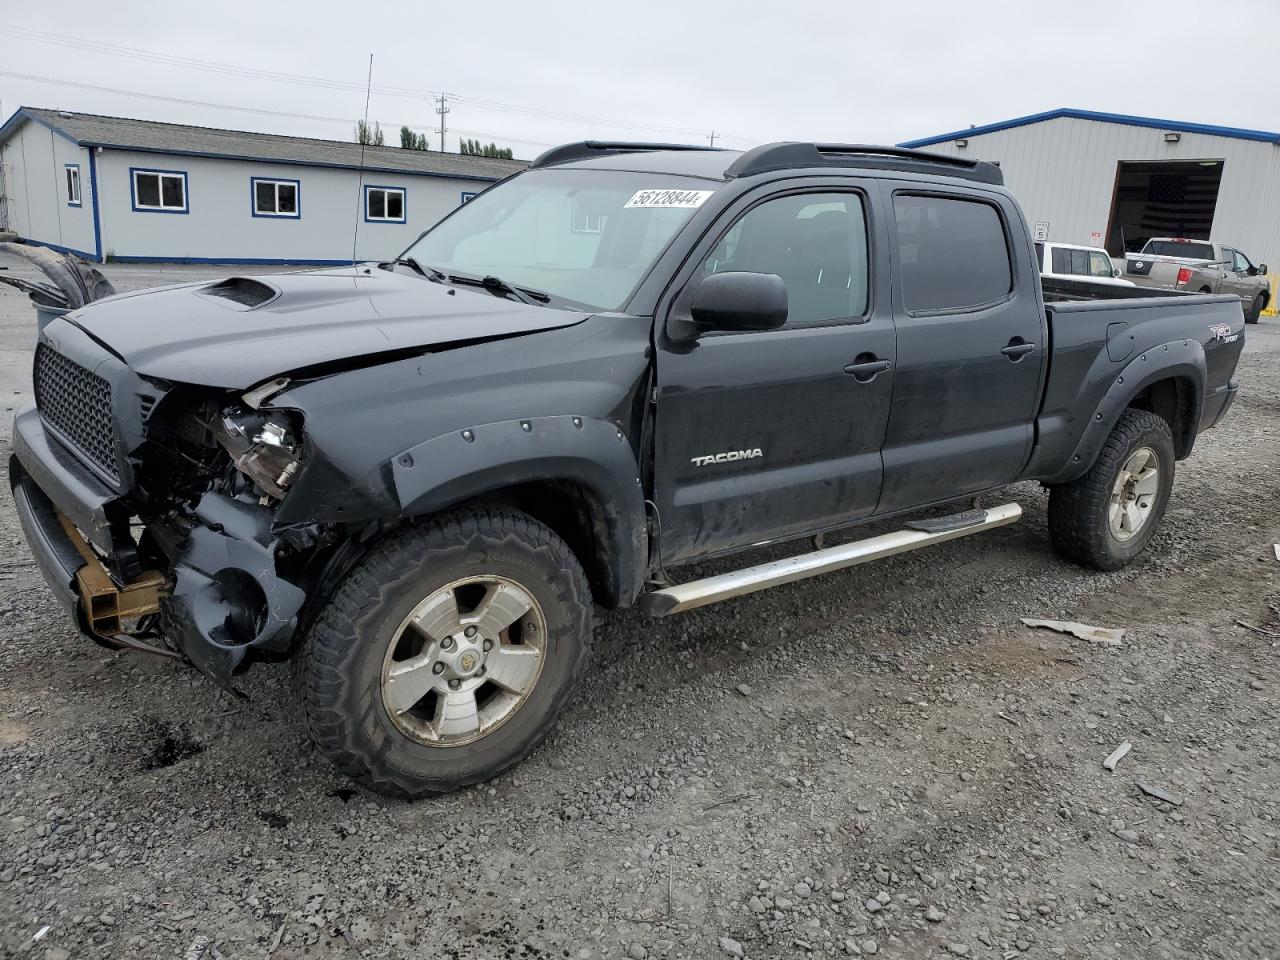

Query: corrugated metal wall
924;116;1280;300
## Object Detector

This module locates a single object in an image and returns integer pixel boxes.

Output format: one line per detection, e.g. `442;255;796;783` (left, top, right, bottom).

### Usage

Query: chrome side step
638;502;1022;617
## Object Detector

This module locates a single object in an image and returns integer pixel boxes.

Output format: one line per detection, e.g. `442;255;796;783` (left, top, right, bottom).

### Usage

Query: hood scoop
198;277;280;310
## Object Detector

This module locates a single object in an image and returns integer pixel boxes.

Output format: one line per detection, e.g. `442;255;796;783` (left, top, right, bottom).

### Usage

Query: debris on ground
1021;617;1126;647
1103;741;1132;771
1137;780;1185;807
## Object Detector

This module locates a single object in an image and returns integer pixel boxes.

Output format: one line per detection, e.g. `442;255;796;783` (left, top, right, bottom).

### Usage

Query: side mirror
1112;268;1121;278
1258;263;1268;276
689;272;788;333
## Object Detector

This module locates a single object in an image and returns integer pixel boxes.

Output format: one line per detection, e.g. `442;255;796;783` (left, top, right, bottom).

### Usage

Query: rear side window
1051;247;1091;276
893;194;1011;312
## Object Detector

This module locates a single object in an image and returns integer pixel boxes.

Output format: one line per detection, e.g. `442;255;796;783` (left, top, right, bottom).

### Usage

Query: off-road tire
1246;293;1265;324
1047;409;1175;571
298;505;592;798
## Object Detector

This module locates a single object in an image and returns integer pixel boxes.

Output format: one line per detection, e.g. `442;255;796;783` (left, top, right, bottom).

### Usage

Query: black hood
59;267;591;389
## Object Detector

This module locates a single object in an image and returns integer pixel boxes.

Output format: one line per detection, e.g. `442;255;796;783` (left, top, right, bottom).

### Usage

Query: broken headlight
211;408;303;500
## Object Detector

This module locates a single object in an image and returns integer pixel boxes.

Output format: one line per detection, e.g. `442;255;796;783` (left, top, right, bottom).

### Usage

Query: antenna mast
351;54;373;265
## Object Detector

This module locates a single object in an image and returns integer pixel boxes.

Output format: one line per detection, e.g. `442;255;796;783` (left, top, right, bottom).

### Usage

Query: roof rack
529;140;721;170
723;143;1003;185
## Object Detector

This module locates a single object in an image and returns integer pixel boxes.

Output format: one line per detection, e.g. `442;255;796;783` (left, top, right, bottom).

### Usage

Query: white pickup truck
1125;238;1270;323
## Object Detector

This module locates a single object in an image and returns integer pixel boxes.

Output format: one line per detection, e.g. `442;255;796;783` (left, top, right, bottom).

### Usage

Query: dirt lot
1;253;1279;960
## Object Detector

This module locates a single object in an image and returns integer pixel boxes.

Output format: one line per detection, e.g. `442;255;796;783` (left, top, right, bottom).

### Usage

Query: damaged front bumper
10;404;307;690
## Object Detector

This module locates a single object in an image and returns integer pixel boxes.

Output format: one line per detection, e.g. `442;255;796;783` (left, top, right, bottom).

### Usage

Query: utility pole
707;130;718;147
434;94;450;152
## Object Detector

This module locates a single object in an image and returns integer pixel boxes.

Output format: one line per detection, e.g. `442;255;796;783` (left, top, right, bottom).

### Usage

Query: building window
131;168;188;213
365;185;406;223
460;191;478;204
65;164;82;207
252;177;300;218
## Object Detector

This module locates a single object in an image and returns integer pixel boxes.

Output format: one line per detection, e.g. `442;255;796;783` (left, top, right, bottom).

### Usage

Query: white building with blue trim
0;107;525;265
899;108;1280;314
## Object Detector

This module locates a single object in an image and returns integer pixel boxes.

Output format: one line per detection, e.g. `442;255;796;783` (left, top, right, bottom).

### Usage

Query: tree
460;137;513;160
399;125;430;151
355;119;384;146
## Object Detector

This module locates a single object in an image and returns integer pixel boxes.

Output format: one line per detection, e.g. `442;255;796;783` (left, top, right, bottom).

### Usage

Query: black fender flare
390;415;648;607
1049;338;1205;485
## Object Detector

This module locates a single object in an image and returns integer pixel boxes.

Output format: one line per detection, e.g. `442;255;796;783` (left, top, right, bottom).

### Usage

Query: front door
653;184;895;565
876;187;1047;514
1223;248;1258;303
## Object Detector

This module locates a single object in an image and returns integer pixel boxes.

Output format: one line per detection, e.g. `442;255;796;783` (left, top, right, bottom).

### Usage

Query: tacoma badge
691;448;763;467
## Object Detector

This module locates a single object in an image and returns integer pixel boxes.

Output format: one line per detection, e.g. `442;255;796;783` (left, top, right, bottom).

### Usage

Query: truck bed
1025;282;1244;483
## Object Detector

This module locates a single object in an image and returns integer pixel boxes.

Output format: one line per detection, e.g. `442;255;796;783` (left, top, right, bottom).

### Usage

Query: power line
0;23;754;144
0;70;553;151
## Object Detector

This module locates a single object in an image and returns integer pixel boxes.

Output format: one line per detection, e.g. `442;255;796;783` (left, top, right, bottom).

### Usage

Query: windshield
401;169;718;311
1145;240;1215;261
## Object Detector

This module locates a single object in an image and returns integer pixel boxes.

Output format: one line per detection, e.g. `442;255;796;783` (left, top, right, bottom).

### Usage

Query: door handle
843;357;892;382
1001;339;1036;360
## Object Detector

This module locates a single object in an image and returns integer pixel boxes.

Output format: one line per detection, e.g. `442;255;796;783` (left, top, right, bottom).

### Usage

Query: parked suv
10;141;1244;797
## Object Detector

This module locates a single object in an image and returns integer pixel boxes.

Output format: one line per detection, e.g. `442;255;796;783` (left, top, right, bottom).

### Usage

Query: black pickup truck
8;142;1244;797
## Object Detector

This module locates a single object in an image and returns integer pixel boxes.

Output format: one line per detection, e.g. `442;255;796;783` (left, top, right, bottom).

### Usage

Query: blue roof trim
898;107;1280;148
83;142;502;182
0;107;80;146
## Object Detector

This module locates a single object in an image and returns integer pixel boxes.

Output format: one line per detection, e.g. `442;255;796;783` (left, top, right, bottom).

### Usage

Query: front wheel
1245;293;1265;324
1047;409;1175;571
298;506;592;798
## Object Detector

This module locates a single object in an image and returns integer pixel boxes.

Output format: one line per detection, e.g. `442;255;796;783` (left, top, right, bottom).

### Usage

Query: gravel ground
1;252;1279;960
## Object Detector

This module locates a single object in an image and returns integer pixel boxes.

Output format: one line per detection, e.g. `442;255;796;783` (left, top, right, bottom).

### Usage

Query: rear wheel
1245;293;1265;324
299;506;592;798
1047;409;1175;570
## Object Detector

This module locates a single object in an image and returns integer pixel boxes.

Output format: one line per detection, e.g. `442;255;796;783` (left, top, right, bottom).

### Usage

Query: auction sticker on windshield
624;189;715;209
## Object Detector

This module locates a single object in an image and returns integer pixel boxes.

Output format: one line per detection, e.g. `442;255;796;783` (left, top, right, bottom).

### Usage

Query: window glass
1034;241;1044;269
1050;248;1071;274
894;194;1011;312
701;192;869;325
1088;252;1114;277
1146;240;1214;261
255;181;275;212
136;173;161;208
404;169;717;310
1233;249;1252;272
254;180;299;216
161;175;184;208
367;187;405;221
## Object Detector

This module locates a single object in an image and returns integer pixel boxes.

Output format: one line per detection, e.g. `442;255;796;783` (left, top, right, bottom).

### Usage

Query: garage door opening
1104;160;1224;256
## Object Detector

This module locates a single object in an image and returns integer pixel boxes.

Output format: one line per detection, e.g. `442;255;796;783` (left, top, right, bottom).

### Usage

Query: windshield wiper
449;273;551;306
390;256;447;283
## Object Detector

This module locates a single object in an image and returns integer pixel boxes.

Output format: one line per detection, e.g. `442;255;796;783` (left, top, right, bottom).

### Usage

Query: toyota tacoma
9;141;1245;797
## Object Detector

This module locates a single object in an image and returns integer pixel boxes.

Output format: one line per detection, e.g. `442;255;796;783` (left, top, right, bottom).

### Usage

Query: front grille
33;344;119;484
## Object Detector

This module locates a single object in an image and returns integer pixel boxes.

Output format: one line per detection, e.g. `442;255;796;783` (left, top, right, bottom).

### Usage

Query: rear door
876;186;1046;514
652;181;895;564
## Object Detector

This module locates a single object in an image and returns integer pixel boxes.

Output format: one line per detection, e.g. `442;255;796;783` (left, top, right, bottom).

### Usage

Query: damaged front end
11;330;342;691
133;387;328;687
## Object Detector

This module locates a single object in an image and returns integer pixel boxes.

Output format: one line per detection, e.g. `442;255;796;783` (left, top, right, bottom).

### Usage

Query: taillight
1176;267;1192;286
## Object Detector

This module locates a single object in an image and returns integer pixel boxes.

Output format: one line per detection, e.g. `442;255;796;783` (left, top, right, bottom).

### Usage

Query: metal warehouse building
0;107;525;265
901;108;1280;315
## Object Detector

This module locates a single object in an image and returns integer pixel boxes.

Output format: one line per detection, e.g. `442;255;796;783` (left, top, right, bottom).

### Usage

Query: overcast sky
2;0;1277;159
